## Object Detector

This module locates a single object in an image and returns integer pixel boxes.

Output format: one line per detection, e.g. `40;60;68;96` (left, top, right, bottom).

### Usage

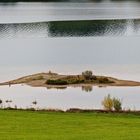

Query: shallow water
0;2;140;110
0;84;140;111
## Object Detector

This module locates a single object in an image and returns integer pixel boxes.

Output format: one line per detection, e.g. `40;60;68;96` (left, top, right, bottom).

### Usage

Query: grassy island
0;70;140;87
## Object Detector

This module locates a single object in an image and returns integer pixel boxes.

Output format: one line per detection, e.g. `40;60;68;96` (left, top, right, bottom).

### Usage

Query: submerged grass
0;110;140;140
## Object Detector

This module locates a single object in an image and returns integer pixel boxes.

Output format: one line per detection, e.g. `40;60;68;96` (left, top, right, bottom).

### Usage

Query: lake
0;85;140;111
0;1;140;110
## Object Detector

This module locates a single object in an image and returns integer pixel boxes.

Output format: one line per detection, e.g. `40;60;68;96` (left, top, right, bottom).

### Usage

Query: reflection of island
1;71;140;88
46;86;67;90
46;85;107;92
46;85;93;92
82;86;93;92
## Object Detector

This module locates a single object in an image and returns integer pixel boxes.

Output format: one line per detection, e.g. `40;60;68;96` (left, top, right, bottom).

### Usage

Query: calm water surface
1;2;140;23
0;2;140;110
0;85;140;110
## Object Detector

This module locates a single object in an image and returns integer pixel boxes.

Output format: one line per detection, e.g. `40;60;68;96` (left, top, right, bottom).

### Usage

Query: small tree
48;70;52;74
82;70;93;80
102;94;113;111
102;95;122;111
113;98;122;111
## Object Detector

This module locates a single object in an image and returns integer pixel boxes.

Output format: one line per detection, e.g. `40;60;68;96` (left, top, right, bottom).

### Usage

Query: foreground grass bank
0;110;140;140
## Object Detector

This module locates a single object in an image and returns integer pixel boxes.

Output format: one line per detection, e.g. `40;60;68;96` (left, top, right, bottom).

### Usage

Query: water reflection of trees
46;86;67;90
48;19;140;37
46;85;93;92
0;20;140;38
48;20;128;37
81;85;93;92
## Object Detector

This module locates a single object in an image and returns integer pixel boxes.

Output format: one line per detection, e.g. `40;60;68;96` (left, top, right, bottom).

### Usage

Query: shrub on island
68;79;85;84
82;70;93;80
46;79;68;85
82;70;97;81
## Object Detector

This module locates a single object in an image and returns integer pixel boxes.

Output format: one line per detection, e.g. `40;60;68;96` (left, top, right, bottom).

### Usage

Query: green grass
0;110;140;140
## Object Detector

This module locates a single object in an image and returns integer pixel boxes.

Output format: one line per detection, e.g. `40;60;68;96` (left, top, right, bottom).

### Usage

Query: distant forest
0;0;140;2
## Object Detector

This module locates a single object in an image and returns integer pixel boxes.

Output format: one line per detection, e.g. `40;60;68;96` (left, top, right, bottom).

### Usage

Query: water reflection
48;19;140;37
0;85;140;110
0;19;140;38
48;20;127;37
0;22;49;38
46;85;93;92
81;85;93;92
46;86;67;90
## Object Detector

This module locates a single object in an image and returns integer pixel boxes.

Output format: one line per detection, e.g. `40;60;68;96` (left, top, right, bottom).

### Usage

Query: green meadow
0;110;140;140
